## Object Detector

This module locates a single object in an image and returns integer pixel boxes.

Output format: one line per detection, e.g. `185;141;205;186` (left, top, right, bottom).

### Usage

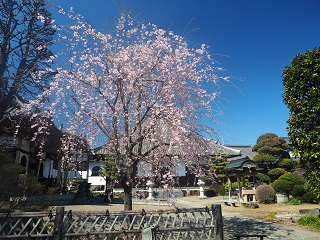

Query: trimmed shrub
205;189;217;197
268;168;287;181
256;173;271;183
272;173;304;195
217;174;226;179
277;158;294;171
252;154;276;165
291;185;305;199
255;185;276;204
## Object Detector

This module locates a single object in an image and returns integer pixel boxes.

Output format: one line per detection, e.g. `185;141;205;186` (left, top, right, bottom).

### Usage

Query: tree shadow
223;215;298;240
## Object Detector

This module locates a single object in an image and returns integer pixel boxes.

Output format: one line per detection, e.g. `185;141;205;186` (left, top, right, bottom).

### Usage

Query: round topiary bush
272;173;304;195
255;184;276;204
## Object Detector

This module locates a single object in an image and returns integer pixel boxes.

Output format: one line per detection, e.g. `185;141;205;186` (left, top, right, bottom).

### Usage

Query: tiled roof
224;156;257;169
225;145;256;161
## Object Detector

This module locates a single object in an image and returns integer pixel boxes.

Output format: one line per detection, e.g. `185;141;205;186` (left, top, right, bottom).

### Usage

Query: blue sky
52;0;320;146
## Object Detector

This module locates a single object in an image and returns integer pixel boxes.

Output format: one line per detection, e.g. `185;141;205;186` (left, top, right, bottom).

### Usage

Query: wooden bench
234;233;267;240
219;199;238;207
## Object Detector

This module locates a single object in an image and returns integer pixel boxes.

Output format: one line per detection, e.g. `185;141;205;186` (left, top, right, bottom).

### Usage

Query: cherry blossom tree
22;8;231;210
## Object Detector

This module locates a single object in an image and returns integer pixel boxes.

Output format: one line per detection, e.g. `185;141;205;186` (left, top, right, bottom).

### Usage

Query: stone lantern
197;179;207;199
146;180;155;200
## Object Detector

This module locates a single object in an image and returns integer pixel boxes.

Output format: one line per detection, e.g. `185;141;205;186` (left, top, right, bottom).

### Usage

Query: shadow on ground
223;215;298;240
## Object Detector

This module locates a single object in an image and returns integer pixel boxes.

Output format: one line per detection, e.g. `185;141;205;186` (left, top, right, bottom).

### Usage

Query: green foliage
300;192;318;203
204;189;217;197
268;212;277;219
217;174;226;179
256;173;271;183
255;184;276;204
289;198;301;205
297;215;320;230
291;185;305;198
224;181;243;191
252;153;277;165
282;47;320;198
22;174;45;196
277;158;295;171
102;153;125;184
205;154;230;184
267;168;287;181
213;165;224;170
252;133;289;158
214;185;226;196
0;152;24;206
272;173;304;195
256;133;278;144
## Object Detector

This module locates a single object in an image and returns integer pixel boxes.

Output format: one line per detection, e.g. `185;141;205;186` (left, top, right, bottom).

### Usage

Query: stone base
198;196;207;199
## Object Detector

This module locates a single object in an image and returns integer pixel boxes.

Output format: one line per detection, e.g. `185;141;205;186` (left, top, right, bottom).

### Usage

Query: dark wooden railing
0;204;223;239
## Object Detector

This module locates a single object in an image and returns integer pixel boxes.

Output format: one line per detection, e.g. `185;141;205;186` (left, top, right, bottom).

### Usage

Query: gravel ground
58;195;320;240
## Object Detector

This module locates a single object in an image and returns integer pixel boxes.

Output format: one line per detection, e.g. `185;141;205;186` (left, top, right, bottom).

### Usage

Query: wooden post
211;204;224;240
54;206;65;239
227;177;231;200
237;176;241;201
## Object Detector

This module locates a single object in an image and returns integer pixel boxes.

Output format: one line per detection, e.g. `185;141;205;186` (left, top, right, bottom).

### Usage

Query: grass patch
267;212;277;219
297;215;320;230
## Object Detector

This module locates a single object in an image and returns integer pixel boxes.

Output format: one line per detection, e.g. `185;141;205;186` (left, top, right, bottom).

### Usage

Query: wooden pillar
242;175;245;189
237;176;241;201
211;204;224;240
227;177;231;200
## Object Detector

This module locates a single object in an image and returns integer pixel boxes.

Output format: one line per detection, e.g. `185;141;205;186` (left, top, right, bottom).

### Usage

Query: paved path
174;197;320;240
61;195;320;240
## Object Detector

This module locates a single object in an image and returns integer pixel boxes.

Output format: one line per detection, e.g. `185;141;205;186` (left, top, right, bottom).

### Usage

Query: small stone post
197;179;207;199
146;180;155;200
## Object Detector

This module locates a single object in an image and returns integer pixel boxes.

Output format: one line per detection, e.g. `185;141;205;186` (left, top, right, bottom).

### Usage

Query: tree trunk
123;183;133;211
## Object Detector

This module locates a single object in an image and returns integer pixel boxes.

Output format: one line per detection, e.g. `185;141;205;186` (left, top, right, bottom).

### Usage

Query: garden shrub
252;153;276;165
297;215;320;230
272;179;288;194
291;185;305;199
256;173;271;183
213;165;224;170
217;174;226;179
289;198;301;205
255;184;276;204
277;158;294;171
224;182;243;192
268;168;287;181
301;192;317;203
214;185;226;196
204;189;217;197
272;173;304;195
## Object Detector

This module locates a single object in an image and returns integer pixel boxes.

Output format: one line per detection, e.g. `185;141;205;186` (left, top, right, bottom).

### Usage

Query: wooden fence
0;204;223;240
